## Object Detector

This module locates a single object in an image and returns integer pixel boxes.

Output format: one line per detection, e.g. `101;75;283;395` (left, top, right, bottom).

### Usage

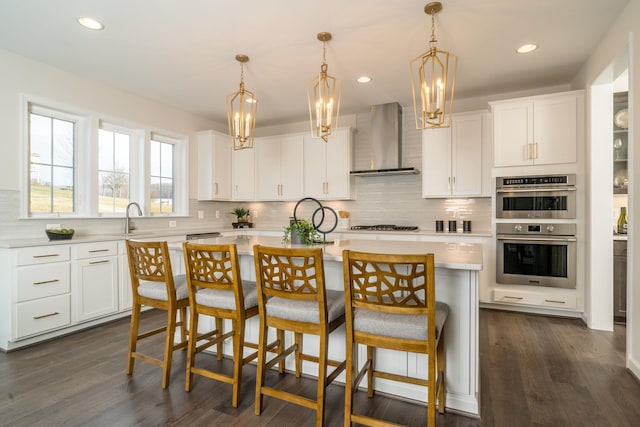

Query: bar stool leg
126;302;141;375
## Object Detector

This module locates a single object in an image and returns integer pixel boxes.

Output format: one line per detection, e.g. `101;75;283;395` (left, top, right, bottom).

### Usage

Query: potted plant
231;207;250;222
283;218;319;245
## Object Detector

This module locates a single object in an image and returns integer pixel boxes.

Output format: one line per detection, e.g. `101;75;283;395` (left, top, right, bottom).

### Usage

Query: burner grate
350;224;418;232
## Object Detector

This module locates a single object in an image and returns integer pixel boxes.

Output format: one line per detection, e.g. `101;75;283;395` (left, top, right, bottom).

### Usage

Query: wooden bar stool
253;245;346;427
183;242;273;407
342;250;448;426
125;240;190;389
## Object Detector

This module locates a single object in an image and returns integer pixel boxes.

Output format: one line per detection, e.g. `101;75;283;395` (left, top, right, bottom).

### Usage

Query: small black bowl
46;229;75;241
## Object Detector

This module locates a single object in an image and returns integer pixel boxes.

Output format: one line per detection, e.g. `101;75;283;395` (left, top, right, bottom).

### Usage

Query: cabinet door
255;136;282;200
324;129;352;199
197;130;232;200
492;101;533;167
533;94;577;165
232;145;255;200
74;257;118;321
303;134;328;198
452;114;483;196
119;253;133;311
279;134;304;200
422;127;452;197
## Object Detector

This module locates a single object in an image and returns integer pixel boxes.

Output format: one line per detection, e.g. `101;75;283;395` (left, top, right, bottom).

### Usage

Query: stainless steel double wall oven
495;174;577;289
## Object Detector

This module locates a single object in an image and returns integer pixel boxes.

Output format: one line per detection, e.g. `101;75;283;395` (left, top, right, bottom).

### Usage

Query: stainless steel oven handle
497;235;577;242
496;187;576;193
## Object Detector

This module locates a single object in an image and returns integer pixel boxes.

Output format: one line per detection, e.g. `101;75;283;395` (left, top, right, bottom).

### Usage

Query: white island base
179;236;481;417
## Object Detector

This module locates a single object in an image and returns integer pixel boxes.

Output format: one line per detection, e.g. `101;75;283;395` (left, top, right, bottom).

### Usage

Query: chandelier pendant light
307;32;341;142
410;2;457;129
227;54;257;150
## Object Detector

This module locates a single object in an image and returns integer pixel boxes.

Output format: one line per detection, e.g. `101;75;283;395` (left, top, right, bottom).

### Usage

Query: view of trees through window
98;128;130;213
29;112;75;214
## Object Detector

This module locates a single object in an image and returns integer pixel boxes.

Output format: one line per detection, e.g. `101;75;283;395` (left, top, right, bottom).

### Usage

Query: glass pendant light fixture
307;32;341;142
410;2;457;129
227;54;257;150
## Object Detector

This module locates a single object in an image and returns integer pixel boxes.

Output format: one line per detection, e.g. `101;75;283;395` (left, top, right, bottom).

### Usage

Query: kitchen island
178;235;481;416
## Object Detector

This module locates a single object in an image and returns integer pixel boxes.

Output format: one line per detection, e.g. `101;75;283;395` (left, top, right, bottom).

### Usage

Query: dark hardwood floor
1;309;639;426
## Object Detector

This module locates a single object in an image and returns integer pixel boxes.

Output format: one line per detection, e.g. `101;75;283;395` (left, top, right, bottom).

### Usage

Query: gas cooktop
350;224;419;232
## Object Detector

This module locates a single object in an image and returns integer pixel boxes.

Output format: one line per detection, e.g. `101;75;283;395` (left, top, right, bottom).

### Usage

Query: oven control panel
497;223;576;237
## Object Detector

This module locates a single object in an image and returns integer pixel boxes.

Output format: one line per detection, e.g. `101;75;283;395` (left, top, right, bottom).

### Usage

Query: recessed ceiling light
516;43;538;54
77;17;105;31
357;75;372;84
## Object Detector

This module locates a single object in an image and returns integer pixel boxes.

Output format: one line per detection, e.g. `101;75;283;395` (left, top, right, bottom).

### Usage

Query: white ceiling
0;0;629;126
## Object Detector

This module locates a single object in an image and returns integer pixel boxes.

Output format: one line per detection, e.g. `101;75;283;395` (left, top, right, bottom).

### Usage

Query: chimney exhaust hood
350;102;419;176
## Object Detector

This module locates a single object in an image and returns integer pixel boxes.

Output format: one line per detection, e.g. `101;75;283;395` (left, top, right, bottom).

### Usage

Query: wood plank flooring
1;309;638;426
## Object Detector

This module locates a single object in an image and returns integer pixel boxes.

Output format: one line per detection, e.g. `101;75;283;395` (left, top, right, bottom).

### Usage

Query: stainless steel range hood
350;102;419;176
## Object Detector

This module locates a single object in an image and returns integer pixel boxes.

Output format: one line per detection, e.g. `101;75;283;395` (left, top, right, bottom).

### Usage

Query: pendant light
227;54;257;150
410;2;457;129
307;32;341;142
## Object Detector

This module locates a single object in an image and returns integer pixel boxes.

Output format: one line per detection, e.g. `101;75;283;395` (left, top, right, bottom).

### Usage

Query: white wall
572;0;640;378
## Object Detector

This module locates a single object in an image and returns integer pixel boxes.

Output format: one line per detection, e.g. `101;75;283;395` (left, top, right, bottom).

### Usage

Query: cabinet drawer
493;288;577;310
16;245;70;266
17;263;70;302
16;294;71;339
73;241;118;259
614;240;627;256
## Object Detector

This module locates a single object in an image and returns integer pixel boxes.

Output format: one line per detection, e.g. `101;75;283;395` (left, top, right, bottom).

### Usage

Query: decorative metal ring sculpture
292;197;338;238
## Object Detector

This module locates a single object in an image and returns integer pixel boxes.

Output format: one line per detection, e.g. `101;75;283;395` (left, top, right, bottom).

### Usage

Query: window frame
20;95;189;219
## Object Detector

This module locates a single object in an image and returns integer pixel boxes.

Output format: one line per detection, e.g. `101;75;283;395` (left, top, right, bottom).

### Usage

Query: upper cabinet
613;91;629;194
197;130;232;200
422;111;491;198
303;127;354;200
232;146;255;201
491;91;584;167
255;134;304;201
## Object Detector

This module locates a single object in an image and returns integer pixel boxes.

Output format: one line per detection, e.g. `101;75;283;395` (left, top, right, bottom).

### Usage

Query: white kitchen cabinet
256;134;304;200
197;130;232;200
491;91;583;167
72;241;119;322
11;245;72;340
422;111;489;197
232;144;255;200
492;287;577;310
303;127;353;200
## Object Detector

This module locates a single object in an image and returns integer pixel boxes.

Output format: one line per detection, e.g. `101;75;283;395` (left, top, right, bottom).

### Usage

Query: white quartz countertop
173;235;483;271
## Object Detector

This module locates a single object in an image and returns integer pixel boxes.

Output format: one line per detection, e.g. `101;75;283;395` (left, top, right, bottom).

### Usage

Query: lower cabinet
492;287;577;310
72;241;119;322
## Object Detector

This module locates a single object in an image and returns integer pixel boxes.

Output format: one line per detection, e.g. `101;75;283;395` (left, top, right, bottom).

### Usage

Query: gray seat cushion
137;274;189;301
195;280;258;310
266;289;345;324
353;301;449;341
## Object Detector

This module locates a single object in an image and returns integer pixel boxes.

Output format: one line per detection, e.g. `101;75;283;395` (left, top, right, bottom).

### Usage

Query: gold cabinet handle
215;182;219;195
528;143;533;160
33;312;60;320
535;142;539;159
503;296;523;300
88;249;110;253
89;260;111;265
33;254;60;259
33;279;60;285
544;299;565;304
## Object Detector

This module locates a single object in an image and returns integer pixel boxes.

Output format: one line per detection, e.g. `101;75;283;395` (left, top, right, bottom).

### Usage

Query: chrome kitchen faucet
125;202;143;234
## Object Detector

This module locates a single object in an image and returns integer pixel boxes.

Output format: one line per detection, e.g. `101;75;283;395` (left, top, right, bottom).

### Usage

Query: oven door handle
497;235;577;242
496;187;576;193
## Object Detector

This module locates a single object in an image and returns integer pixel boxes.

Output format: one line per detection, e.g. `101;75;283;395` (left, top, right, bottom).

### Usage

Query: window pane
52;119;74;166
161;142;173;178
29;109;75;215
150;140;160;176
98;127;130;214
30;114;52;164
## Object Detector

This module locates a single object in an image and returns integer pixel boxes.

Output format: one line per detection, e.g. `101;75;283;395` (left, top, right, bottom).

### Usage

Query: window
150;136;175;214
98;127;131;213
22;97;188;218
28;107;76;215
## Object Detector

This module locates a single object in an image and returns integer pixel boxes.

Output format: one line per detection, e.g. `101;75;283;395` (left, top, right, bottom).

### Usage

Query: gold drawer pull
33;279;60;285
503;296;523;300
33;312;60;320
88;249;110;253
544;299;565;304
33;254;60;259
89;260;110;265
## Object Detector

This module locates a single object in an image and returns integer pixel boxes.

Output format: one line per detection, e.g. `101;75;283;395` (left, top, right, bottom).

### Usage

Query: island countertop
172;235;483;271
